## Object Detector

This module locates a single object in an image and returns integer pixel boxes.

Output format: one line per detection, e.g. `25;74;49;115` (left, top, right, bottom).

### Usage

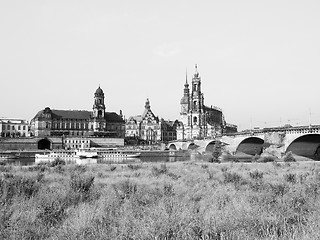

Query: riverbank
2;161;320;239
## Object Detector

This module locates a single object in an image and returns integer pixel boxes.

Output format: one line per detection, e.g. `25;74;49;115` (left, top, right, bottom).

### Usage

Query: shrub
127;164;142;171
221;166;228;172
283;151;296;162
223;172;243;185
252;154;260;161
28;165;47;172
249;170;264;180
113;179;137;201
201;164;208;169
38;198;66;227
211;141;222;163
163;183;175;196
53;164;64;174
152;164;168;177
269;183;288;197
207;170;214;180
284;173;296;184
50;158;66;167
166;172;181;180
70;172;94;194
72;165;87;173
272;161;281;168
110;165;117;171
258;155;277;163
0;175;40;203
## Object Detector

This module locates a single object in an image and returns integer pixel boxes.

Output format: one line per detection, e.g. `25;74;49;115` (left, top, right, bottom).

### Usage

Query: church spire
145;98;150;110
194;64;199;78
185;68;189;87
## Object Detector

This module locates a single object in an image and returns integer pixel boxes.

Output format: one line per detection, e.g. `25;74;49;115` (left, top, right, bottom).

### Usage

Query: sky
1;0;319;130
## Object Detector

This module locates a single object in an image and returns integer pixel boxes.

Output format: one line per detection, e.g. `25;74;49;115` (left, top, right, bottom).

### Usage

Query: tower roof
95;86;104;95
145;98;150;110
185;69;189;87
194;64;200;78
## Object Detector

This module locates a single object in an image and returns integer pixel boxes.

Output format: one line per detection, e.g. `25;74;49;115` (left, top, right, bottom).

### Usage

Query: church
30;86;125;138
177;65;237;140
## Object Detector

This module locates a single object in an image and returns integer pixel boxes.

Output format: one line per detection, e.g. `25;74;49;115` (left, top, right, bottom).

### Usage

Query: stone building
125;99;179;144
0;118;29;137
30;86;125;138
160;119;178;143
177;65;237;140
125;99;161;144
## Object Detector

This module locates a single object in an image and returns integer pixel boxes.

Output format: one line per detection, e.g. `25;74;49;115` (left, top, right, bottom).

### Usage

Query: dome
180;96;189;104
95;86;104;95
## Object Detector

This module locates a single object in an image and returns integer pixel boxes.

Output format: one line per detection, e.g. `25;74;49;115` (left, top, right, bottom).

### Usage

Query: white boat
75;148;99;159
95;148;140;159
35;150;77;164
34;147;141;165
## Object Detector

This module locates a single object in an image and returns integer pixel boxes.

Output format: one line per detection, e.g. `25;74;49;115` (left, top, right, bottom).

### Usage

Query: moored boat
95;148;141;159
35;150;77;164
0;152;20;161
75;148;99;159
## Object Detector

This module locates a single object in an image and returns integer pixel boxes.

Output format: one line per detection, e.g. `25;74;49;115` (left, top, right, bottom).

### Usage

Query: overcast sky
1;0;319;130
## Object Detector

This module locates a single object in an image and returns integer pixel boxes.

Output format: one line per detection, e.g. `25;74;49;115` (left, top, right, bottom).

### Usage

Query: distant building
160;119;178;143
125;99;161;144
177;65;237;140
30;86;125;138
125;99;179;144
0;118;29;137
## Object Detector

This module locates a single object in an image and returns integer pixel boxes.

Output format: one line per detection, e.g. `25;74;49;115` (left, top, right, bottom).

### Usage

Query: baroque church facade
30;87;125;138
177;65;237;140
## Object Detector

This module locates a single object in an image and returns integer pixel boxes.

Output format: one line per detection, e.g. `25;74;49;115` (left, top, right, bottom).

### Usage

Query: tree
211;140;222;163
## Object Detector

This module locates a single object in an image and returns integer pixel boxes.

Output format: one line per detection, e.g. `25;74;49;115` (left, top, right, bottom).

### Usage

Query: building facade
177;65;237;140
125;99;179;144
0;118;29;137
30;87;125;138
125;99;162;144
160;119;178;143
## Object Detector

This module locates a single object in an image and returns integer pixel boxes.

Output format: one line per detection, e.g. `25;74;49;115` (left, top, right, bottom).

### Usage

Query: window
193;117;197;124
18;126;21;130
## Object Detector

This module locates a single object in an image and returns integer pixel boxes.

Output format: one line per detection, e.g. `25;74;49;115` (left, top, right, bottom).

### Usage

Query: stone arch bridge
168;125;320;160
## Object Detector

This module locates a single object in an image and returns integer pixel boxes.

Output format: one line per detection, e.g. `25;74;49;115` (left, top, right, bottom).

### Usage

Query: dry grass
1;160;320;239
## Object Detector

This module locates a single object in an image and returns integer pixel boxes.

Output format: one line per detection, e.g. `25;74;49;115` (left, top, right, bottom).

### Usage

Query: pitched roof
105;112;125;123
51;110;92;120
32;108;124;123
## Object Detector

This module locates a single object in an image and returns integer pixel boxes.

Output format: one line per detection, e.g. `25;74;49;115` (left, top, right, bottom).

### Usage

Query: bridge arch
187;142;197;150
204;141;216;152
37;138;52;150
168;143;177;150
236;137;264;156
286;134;320;160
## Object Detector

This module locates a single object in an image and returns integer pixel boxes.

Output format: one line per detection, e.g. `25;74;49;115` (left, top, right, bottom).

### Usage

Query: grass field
1;159;320;239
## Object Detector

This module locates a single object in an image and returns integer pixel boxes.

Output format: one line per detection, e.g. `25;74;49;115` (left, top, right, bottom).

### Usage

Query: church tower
92;86;106;132
93;86;106;119
190;64;204;127
180;72;190;114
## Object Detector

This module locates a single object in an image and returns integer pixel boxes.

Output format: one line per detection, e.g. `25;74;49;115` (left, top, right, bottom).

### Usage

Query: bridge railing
223;125;320;137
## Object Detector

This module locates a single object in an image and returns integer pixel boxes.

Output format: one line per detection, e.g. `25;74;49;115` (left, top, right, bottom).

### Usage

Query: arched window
193;116;197;124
